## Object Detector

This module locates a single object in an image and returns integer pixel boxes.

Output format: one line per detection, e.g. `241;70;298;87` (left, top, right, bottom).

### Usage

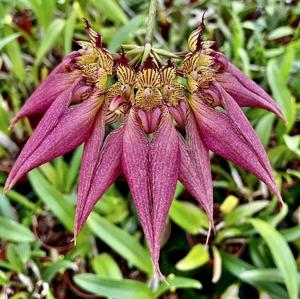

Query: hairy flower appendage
5;19;284;278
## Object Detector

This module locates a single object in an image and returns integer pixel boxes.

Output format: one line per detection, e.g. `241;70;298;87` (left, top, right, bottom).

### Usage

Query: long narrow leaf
28;169;74;232
0;216;35;243
87;212;153;275
222;251;288;299
35;19;65;65
249;218;298;299
74;274;152;299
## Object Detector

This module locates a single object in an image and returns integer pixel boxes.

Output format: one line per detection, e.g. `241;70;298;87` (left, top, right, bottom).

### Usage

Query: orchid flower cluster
5;20;284;276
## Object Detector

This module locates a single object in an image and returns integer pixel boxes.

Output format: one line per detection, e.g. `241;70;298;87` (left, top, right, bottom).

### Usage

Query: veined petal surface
191;93;282;204
11;53;78;125
74;123;124;237
5;91;101;191
215;53;284;120
77;104;106;212
179;107;214;225
122;109;154;257
150;107;180;273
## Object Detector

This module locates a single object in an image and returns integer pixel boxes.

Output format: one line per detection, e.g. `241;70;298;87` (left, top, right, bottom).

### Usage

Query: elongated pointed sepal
77;105;106;205
150;107;180;270
74;124;124;238
122;108;180;276
215;53;285;121
178;108;214;227
5;90;101;191
11;53;79;126
191;92;283;205
122;109;154;255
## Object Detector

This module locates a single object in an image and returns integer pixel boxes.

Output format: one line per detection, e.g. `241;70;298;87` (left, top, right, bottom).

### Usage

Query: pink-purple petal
5;78;83;190
5;91;101;191
191;94;283;204
215;84;283;203
77;103;106;217
150;107;180;273
212;83;276;178
74;123;124;237
122;109;154;257
215;53;284;120
11;53;79;125
179;108;214;225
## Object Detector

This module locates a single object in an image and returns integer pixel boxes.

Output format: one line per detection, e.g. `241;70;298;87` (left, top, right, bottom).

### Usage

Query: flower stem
145;0;158;45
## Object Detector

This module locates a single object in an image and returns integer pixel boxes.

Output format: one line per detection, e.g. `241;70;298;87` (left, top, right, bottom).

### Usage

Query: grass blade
249;218;298;299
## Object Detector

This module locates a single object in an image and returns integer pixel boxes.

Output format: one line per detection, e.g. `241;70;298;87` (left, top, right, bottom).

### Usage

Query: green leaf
0;270;8;286
281;44;295;82
230;11;244;60
269;203;288;227
64;8;77;54
249;239;272;268
92;253;123;279
28;169;74;232
175;244;209;271
287;169;300;179
0;216;35;243
15;243;31;264
35;19;65;65
108;15;143;52
240;268;285;284
255;113;275;147
0;193;17;220
87;212;152;275
240;268;300;285
54;157;68;191
91;0;128;25
153;275;202;298
94;185;128;224
222;252;288;299
268;145;295;167
283;135;300;156
39;0;56;29
224;200;269;226
0;33;21;50
220;195;239;215
238;48;250;76
46;289;55;299
169;200;208;234
0;188;36;211
174;182;185;197
4;26;25;81
215;227;242;244
43;260;76;283
268;26;294;40
267;59;295;131
212;246;222;283
39;163;60;188
0;106;10;134
17;0;55;29
249;218;298;299
280;225;300;242
74;274;152;299
6;243;23;272
65;146;83;192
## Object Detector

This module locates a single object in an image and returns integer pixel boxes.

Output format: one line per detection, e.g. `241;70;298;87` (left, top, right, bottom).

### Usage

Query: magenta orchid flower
5;21;284;277
5;23;113;191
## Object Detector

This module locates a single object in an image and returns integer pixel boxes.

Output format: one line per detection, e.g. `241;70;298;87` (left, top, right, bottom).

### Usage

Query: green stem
145;0;158;45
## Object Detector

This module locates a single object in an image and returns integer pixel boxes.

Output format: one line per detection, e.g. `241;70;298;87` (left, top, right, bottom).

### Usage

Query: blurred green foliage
0;0;300;298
